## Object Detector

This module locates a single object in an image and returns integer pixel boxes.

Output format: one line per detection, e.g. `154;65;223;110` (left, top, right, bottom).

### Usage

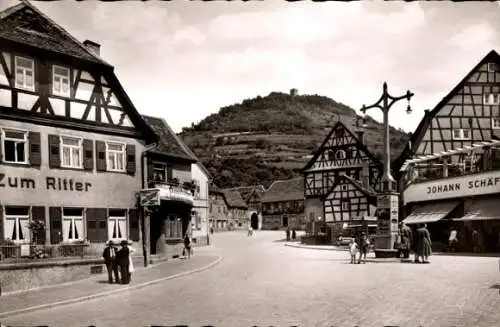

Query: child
349;239;359;264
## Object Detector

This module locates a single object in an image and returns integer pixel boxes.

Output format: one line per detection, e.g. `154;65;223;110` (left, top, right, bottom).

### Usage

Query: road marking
0;255;224;319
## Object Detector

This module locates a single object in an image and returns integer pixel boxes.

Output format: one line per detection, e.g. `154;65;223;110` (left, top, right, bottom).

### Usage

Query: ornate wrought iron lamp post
360;82;413;255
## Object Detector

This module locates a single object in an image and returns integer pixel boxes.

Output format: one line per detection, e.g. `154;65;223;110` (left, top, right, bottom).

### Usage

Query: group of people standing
395;222;432;264
102;240;136;284
349;232;371;264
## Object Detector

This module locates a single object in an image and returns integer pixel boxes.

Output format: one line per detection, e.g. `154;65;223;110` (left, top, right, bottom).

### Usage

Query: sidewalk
0;250;223;318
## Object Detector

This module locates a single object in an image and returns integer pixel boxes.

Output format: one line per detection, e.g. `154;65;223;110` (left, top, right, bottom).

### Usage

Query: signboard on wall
404;171;500;204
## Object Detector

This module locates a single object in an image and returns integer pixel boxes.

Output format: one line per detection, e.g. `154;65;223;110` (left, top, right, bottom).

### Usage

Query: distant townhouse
222;189;248;229
225;185;265;229
176;132;211;243
209;183;229;230
141;116;197;255
261;178;305;230
0;1;158;246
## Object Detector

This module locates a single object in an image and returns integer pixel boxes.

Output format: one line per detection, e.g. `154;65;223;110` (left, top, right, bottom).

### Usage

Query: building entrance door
251;213;259;230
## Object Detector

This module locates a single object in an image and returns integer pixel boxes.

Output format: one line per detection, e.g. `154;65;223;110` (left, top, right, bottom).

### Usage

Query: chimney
356;130;365;145
290;88;298;97
424;109;430;115
83;40;101;57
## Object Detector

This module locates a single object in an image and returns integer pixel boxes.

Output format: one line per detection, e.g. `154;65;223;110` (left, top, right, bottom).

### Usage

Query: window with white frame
492;118;500;129
483;93;500;105
2;129;28;164
452;129;471;140
52;65;70;97
487;63;499;73
3;206;30;243
15;56;35;91
62;208;84;242
108;209;127;241
106;142;125;172
60;136;83;168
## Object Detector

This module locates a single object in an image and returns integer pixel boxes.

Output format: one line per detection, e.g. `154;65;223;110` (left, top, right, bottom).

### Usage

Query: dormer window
452;129;471;140
483;93;500;105
52;65;70;97
15;56;34;91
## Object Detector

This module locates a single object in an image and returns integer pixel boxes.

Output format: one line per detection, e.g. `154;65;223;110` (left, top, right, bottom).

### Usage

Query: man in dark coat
102;240;120;284
400;223;412;259
357;231;370;264
117;240;130;284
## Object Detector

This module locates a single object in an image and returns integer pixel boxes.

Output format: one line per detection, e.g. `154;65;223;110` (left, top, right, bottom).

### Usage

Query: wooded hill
179;91;410;189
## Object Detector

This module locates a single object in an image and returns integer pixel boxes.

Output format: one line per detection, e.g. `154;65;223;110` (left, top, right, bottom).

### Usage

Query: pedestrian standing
102;240;120;284
117;240;130;284
416;224;432;263
349;239;359;264
183;233;192;259
286;227;291;241
127;240;136;283
400;222;412;259
292;229;296;240
357;232;369;264
248;225;253;236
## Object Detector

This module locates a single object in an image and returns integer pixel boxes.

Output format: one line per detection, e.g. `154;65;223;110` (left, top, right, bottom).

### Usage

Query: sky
2;0;500;134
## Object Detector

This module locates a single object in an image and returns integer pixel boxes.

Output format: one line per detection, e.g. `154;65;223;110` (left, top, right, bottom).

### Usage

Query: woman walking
416;224;432;263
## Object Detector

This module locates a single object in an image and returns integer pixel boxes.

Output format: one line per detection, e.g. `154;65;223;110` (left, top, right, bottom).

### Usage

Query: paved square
2;232;499;327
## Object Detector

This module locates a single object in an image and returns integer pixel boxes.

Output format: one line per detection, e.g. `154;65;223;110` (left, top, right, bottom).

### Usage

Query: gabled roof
323;174;377;201
225;185;266;202
221;189;248;209
0;1;111;66
261;177;304;203
209;182;224;195
142;115;197;163
392;50;500;176
302;120;382;172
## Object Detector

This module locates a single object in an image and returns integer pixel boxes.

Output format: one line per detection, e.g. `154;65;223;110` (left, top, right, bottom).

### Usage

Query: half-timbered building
302;121;382;239
395;50;500;252
222;189;248;229
0;1;157;246
261;177;305;230
323;174;377;239
142;115;197;255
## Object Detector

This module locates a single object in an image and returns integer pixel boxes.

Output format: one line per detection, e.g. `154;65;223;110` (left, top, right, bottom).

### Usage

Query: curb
284;243;347;252
0;255;224;319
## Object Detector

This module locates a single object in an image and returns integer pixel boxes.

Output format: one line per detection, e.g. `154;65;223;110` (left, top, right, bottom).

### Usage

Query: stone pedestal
375;192;399;258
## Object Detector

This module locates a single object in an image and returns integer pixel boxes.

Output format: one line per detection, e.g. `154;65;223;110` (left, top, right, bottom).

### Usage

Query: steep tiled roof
222;189;248;209
225;185;265;202
0;1;111;66
393;50;500;177
261;178;304;203
142;115;197;162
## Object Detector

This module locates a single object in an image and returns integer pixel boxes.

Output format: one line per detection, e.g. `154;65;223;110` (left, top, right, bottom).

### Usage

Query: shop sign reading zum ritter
404;171;500;204
0;174;92;192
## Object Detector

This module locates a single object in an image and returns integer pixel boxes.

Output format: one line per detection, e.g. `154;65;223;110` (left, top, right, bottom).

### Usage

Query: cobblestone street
2;231;500;327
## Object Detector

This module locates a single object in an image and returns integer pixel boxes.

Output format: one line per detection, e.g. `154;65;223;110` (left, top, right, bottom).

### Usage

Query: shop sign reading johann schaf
403;171;500;204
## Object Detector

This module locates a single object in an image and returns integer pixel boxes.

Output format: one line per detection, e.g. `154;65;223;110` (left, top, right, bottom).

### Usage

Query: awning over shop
453;198;500;221
403;201;460;225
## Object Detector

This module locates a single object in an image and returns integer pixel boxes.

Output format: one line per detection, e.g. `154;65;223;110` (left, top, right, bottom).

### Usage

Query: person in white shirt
127;240;136;282
349;239;359;264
